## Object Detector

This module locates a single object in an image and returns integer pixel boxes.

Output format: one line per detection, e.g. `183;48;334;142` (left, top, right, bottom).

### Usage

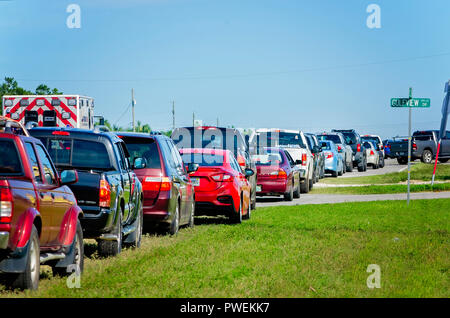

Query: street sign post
391;88;430;205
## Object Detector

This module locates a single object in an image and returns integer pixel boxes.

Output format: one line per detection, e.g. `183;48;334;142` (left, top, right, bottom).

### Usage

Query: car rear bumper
0;232;9;249
194;186;238;215
0;240;29;274
143;198;171;223
79;206;114;238
256;178;288;195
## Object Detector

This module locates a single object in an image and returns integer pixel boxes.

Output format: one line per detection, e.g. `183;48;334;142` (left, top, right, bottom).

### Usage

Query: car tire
230;198;243;224
357;161;365;172
243;198;251;220
250;197;256;210
439;158;449;163
421;149;433;164
169;202;180;235
188;201;195;228
52;220;84;277
10;225;40;290
346;160;353;172
130;202;143;248
338;165;343;176
284;185;294;201
309;176;314;189
397;157;407;165
300;179;309;193
293;182;300;199
98;210;122;257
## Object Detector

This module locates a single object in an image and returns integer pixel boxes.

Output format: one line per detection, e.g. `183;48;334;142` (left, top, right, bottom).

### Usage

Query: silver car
317;132;353;172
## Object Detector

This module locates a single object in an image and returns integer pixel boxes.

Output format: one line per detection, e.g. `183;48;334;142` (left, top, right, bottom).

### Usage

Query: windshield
318;134;341;144
40;137;112;170
120;137;161;169
0;140;22;175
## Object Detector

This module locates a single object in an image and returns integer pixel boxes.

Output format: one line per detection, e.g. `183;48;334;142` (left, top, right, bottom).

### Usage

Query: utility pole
407;87;412;205
193;112;195;126
172;101;175;130
132;88;136;132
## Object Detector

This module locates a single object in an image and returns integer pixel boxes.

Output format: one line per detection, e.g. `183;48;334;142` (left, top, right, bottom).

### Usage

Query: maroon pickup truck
0;119;84;290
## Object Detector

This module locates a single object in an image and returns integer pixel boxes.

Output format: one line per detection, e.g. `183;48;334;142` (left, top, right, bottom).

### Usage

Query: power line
12;51;450;83
113;102;132;126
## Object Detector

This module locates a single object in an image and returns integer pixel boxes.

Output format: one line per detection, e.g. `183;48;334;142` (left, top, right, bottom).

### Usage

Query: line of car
0;118;390;291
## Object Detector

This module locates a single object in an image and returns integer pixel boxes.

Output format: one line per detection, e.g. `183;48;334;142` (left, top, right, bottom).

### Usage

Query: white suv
251;129;314;193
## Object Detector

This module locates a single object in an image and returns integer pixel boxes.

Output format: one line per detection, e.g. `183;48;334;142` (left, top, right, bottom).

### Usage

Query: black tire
98;210;122;257
284;184;294;201
380;157;385;168
422;149;433;164
52;220;84;277
169;201;180;235
300;178;309;193
243;197;251;220
332;170;338;178
130;202;143;248
293;181;300;199
439;158;449;163
346;161;353;172
338;166;343;176
250;197;256;210
230;199;243;224
397;157;407;165
187;200;195;228
10;225;40;290
309;176;314;190
357;161;365;172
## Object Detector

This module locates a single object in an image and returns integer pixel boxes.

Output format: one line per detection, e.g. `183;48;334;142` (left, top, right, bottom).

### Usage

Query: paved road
256;192;450;207
338;158;408;178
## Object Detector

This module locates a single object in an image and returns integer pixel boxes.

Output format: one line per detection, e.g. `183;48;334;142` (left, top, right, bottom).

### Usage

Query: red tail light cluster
337;145;342;152
0;182;13;223
99;179;111;208
412;142;417;151
357;143;361;152
211;174;232;182
370;150;374;156
325;152;333;159
143;176;172;192
270;169;287;179
302;153;307;166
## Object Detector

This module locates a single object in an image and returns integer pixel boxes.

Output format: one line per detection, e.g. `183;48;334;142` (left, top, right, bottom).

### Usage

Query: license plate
399;152;405;156
191;177;200;186
256;185;262;192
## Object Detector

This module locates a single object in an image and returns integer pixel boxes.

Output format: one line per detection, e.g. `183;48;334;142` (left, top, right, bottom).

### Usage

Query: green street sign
391;98;430;108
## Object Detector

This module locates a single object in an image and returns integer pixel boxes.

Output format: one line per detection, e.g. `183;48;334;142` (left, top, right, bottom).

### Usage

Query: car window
118;142;131;170
168;140;186;175
0;140;22;175
25;142;42;182
121;137;162;169
35;144;58;185
252;150;284;166
229;154;242;173
181;152;225;167
284;150;295;166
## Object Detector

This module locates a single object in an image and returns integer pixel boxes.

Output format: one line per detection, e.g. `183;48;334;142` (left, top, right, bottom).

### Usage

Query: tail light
370;150;374;156
357;143;361;152
380;145;384;150
211;174;232;182
52;131;70;136
412;142;417;151
99;179;111;208
237;154;246;168
325;152;333;159
270;169;287;179
0;182;13;223
337;145;342;152
386;144;391;149
143;176;172;191
302;153;307;166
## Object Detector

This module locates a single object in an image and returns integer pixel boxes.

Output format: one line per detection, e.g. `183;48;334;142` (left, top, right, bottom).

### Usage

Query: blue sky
1;0;449;139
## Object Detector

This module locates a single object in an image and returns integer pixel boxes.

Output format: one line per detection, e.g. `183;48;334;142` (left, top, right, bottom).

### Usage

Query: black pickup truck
29;128;144;257
389;130;450;164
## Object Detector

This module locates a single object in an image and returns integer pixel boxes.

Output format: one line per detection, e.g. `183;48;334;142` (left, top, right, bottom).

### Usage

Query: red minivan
117;133;197;234
252;147;301;201
179;148;254;224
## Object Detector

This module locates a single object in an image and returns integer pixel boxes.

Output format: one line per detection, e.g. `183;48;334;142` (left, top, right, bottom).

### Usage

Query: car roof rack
0;116;30;137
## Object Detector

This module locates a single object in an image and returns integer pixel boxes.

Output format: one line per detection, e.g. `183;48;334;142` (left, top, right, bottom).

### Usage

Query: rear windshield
120;137;162;169
252;150;284;166
256;132;306;148
320;141;331;151
0;140;22;175
341;132;358;145
180;153;224;167
39;137;112;170
362;137;380;144
318;134;341;144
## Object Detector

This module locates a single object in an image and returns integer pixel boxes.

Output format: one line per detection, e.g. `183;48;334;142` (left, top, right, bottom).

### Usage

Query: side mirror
60;170;78;185
187;163;199;174
244;168;254;177
295;159;302;165
133;157;147;169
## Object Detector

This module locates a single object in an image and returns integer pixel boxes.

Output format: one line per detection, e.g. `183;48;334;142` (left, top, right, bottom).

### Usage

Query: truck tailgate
67;170;102;210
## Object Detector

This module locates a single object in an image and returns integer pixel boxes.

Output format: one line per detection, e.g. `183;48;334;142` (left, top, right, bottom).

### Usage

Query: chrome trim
0;232;9;249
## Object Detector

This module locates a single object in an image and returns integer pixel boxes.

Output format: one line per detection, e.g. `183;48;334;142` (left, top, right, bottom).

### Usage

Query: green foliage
310;182;450;195
0;77;63;115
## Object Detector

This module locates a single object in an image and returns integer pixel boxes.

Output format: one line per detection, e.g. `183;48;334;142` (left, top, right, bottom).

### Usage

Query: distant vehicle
305;133;325;182
320;140;344;177
332;129;367;172
179;148;253;223
317;132;353;172
29;127;143;257
0;119;83;290
2;95;95;129
383;139;393;159
251;129;314;193
171;126;257;210
389;130;450;164
117;132;197;234
363;141;380;169
362;135;385;161
252;147;301;201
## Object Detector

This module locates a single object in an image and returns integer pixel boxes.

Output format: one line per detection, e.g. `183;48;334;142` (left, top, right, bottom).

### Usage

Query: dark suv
117;132;197;234
171;126;257;209
29;128;143;257
332;129;367;172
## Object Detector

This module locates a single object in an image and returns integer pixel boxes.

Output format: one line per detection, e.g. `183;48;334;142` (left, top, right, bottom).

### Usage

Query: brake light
143;176;172;192
357;143;361;152
270;169;287;179
370;150;374;156
211;174;232;182
160;177;172;191
99;179;111;208
0;183;13;223
52;131;70;136
302;153;307;166
237;155;246;168
412;142;417;151
325;152;333;159
337;145;342;152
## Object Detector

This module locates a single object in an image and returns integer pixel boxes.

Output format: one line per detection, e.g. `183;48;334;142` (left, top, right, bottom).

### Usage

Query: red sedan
179;148;254;224
252;147;301;201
